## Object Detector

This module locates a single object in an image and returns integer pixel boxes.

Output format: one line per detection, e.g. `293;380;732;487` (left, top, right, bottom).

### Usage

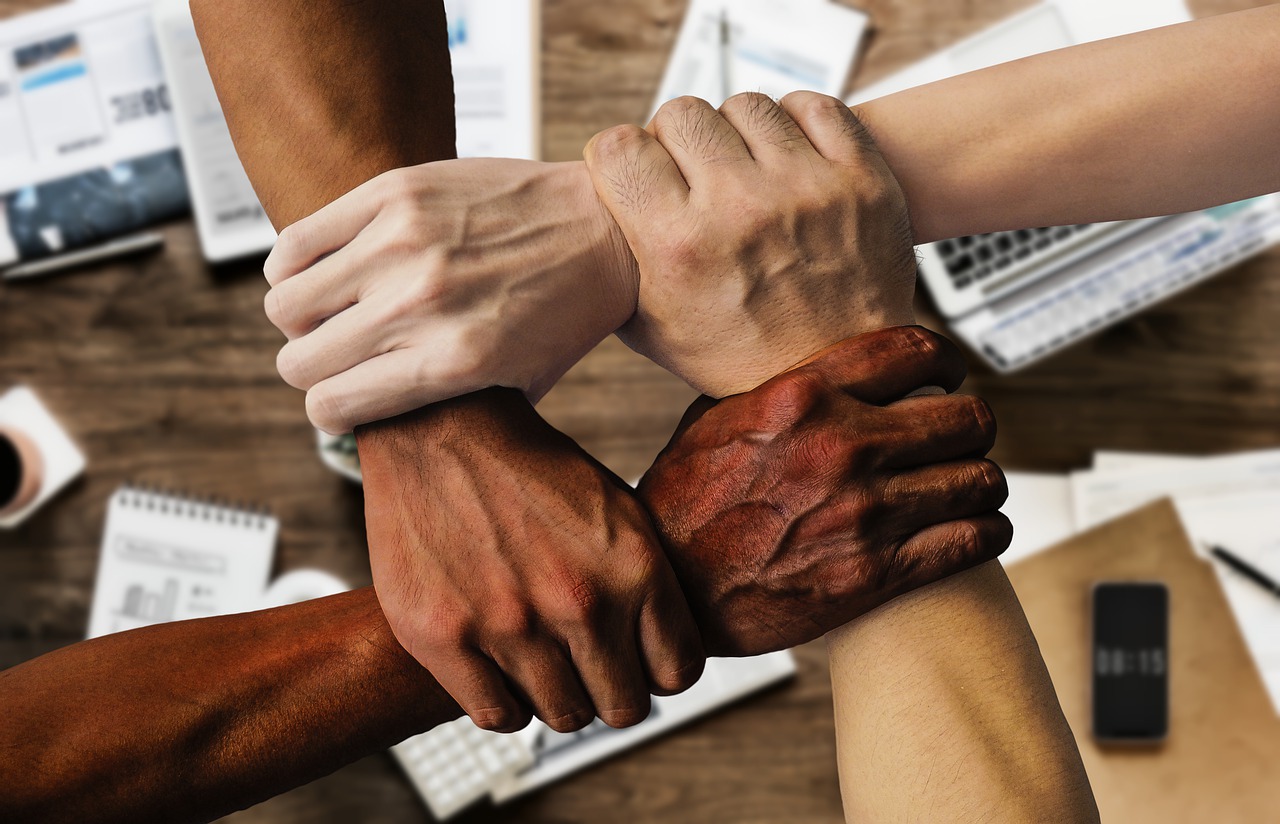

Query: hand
584;91;918;398
261;159;637;434
638;326;1011;656
359;389;704;732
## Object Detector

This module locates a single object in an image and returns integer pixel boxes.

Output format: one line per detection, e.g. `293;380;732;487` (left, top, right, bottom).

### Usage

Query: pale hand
584;91;919;398
261;159;636;434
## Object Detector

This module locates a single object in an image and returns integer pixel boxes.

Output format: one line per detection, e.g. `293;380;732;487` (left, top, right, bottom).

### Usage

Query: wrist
564;160;640;332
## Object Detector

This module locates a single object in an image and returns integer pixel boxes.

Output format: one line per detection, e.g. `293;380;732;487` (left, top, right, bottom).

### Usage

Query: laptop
849;0;1280;372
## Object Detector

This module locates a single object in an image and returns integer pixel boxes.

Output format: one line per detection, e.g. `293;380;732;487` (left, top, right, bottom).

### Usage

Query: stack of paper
1001;451;1280;715
651;0;869;118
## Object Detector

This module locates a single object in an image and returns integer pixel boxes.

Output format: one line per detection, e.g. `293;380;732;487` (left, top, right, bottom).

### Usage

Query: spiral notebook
87;485;277;638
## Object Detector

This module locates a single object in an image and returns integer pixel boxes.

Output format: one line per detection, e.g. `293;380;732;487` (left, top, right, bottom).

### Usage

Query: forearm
856;5;1280;243
191;0;455;226
827;563;1097;822
0;589;461;822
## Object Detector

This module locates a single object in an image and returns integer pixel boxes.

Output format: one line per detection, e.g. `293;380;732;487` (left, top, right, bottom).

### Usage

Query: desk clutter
1007;502;1280;821
87;485;278;637
1003;448;1280;716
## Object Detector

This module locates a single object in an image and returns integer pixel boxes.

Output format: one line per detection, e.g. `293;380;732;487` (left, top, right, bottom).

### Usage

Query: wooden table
0;0;1273;821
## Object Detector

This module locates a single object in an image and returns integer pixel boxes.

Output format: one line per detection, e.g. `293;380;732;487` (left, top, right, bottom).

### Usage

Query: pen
718;9;732;103
1208;544;1280;598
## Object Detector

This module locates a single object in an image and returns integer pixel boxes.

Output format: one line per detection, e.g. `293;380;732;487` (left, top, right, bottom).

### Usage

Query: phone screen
1092;582;1168;742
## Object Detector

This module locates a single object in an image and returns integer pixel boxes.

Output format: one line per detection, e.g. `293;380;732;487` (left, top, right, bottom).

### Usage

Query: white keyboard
391;716;537;820
388;651;796;817
956;197;1280;372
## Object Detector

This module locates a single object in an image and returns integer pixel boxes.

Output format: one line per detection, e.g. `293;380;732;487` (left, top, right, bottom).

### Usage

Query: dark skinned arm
190;0;705;735
0;328;996;822
0;589;457;822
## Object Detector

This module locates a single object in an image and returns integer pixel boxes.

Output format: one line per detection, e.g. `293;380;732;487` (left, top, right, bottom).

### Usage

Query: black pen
1208;545;1280;598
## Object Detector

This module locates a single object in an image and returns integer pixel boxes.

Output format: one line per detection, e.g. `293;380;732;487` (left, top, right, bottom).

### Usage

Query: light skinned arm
862;3;1280;243
190;0;705;735
582;98;1098;821
263;4;1280;433
827;570;1098;822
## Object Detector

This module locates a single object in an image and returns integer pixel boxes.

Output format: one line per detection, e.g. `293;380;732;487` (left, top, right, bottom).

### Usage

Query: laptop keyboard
938;225;1097;289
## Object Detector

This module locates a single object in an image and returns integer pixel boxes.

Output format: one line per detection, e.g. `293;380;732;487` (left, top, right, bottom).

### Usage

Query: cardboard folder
1005;499;1280;822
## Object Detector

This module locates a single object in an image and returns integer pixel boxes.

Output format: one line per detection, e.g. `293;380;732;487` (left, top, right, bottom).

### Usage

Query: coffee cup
0;426;45;518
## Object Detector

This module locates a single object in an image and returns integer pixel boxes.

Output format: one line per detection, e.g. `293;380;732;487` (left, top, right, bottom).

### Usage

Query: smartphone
1091;582;1169;743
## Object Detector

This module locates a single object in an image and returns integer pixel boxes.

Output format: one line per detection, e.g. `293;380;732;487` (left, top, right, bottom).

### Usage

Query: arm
827;569;1097;821
584;99;1097;819
0;330;998;821
260;6;1280;432
858;4;1280;243
192;0;703;733
0;588;460;822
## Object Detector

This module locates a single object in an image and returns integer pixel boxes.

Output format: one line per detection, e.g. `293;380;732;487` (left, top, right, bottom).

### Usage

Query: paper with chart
445;0;540;159
88;486;277;638
1072;452;1280;715
652;0;868;118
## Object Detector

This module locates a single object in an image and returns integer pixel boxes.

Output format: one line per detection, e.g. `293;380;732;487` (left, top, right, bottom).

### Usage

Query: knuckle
275;343;308;388
977;460;1010;507
906;326;945;360
543;707;595;734
588;124;647;164
469;706;529;734
652;655;705;695
658;95;705;122
485;602;539;645
967;396;997;440
598;699;651;729
552;577;607;628
843;488;880;534
786;90;842;122
720;90;771;114
760;374;824;423
304;385;349;435
263;286;289;330
951;520;983;559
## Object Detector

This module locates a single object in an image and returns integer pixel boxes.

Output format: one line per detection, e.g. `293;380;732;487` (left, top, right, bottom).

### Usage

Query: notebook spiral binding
116;482;273;530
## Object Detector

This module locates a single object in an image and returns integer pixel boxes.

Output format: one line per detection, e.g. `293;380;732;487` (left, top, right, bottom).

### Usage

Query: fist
584;91;918;398
638;326;1011;656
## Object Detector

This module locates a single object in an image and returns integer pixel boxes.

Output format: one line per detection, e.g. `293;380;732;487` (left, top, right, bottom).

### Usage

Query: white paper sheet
87;486;277;638
447;0;540;160
1072;452;1280;715
0;0;177;194
652;0;868;118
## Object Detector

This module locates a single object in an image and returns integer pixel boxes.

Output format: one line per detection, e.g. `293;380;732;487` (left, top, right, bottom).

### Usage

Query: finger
878;393;997;468
274;300;392;391
566;618;653;729
717;92;814;162
583;123;689;225
646;95;753;188
428;649;534;734
637;573;706;698
490;639;596;734
264;242;368;340
778;91;878;164
789;326;968;404
879;459;1009;533
263;171;395;285
890;512;1014;590
305;347;496;435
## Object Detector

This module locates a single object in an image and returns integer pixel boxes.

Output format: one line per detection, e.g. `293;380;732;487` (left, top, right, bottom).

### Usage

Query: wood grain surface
0;0;1274;822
